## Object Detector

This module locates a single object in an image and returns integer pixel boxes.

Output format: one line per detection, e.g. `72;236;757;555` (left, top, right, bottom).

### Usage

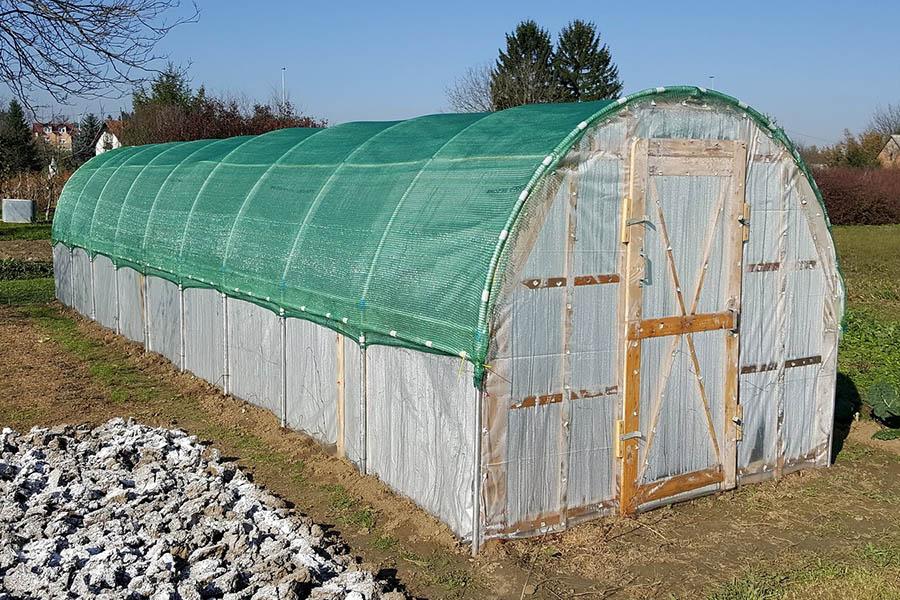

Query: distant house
33;121;76;151
878;134;900;168
94;120;124;155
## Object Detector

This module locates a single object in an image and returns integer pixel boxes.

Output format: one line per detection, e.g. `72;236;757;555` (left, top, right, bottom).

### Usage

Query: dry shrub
814;167;900;225
0;170;72;219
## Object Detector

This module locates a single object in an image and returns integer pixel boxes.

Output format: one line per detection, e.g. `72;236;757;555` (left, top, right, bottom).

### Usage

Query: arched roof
52;87;833;382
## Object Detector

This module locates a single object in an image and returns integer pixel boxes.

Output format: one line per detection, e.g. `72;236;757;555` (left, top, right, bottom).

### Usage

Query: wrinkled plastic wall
147;277;181;368
53;244;72;306
116;267;145;344
286;318;338;444
367;346;475;538
71;248;92;317
229;300;281;415
93;255;117;330
184;287;224;387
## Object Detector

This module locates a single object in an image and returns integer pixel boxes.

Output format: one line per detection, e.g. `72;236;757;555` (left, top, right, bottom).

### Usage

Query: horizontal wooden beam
511;385;618;409
627;312;735;340
522;273;620;290
491;501;616;536
740;354;822;375
648;138;736;159
634;466;723;507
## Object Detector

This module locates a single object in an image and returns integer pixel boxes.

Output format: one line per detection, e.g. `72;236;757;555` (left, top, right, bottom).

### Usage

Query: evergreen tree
554;20;622;102
132;62;193;109
490;20;559;110
0;99;41;178
72;113;102;165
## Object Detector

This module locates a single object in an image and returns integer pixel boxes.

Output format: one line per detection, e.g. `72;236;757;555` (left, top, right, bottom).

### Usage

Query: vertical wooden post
619;139;648;515
723;142;748;490
336;333;346;458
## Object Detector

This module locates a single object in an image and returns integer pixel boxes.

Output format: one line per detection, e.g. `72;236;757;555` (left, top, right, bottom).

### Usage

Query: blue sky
19;0;900;144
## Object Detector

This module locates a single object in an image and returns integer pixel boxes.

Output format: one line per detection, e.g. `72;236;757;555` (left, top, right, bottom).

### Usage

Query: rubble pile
0;419;403;599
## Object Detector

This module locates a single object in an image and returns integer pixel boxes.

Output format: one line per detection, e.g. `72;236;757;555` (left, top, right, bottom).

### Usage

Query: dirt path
0;239;52;261
1;303;898;599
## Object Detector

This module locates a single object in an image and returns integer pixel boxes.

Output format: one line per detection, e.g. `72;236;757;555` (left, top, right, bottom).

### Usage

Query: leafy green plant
839;309;900;422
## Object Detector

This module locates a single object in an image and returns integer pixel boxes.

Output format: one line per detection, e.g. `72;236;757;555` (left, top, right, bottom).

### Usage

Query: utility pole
281;67;286;111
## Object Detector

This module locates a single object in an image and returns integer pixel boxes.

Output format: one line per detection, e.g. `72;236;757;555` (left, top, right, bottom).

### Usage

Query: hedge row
813;167;900;226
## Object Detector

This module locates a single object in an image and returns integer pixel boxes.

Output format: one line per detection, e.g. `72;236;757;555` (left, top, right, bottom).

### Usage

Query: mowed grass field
0;221;898;599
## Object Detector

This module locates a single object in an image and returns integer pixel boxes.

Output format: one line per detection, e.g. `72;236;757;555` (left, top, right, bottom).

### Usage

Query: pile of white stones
0;419;404;600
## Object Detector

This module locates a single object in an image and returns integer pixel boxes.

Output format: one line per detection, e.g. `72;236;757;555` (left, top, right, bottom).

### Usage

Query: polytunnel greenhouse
52;86;845;551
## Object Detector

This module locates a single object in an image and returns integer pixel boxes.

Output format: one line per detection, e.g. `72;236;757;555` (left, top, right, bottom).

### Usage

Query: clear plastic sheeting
228;299;282;416
366;346;474;538
286;318;338;445
147;277;182;368
341;336;364;468
53;244;72;306
93;255;117;330
183;288;224;387
116;267;145;344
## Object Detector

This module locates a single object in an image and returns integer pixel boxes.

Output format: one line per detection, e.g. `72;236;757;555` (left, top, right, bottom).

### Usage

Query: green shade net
52;86;836;383
53;100;612;368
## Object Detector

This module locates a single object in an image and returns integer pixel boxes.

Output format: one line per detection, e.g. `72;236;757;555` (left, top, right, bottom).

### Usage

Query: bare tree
0;0;198;111
445;64;494;113
870;103;900;136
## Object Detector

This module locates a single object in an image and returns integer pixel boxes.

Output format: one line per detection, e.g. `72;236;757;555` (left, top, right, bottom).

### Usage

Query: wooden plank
648;155;733;177
740;355;823;374
648;138;736;159
522;273;619;289
510;385;619;410
335;333;345;458
492;501;616;536
784;355;822;369
627;312;735;340
574;273;620;286
619;139;648;515
635;467;723;506
723;141;748;490
747;262;780;272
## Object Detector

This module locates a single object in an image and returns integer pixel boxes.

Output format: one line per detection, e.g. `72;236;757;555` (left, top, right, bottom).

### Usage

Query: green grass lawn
832;224;900;321
0;221;52;241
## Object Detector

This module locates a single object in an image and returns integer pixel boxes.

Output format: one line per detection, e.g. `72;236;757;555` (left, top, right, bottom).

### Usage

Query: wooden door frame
618;138;748;515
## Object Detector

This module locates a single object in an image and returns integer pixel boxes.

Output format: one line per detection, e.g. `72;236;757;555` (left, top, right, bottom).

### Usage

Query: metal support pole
114;267;120;335
222;292;230;395
68;247;75;308
89;255;96;320
280;309;287;428
178;284;185;372
142;274;149;352
471;386;484;556
359;337;368;475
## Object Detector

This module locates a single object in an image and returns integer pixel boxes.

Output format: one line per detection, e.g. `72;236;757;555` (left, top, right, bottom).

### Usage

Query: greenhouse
52;86;844;552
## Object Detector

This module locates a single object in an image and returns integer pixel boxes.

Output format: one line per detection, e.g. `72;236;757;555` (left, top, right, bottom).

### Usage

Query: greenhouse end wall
52;245;476;539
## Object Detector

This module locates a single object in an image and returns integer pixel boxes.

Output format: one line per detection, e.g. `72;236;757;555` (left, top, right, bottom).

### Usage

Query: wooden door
619;138;748;514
